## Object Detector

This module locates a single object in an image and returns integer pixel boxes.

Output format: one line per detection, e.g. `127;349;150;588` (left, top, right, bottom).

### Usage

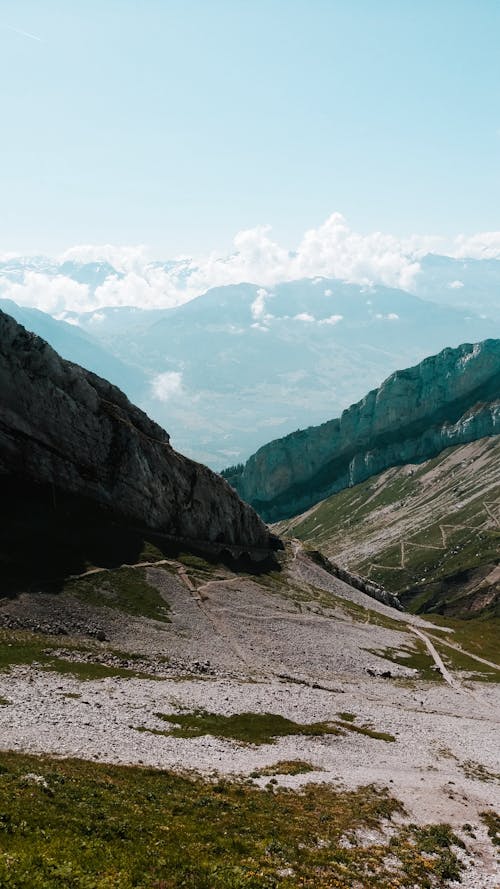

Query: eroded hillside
277;436;500;619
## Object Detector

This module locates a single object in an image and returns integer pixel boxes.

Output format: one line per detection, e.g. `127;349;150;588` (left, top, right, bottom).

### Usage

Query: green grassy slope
276;436;500;620
0;750;466;889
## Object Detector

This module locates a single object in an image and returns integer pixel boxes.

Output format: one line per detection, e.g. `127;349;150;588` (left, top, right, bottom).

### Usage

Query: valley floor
1;544;499;887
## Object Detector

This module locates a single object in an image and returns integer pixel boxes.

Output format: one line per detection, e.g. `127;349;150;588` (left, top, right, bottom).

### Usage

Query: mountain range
1;252;499;468
1;305;499;888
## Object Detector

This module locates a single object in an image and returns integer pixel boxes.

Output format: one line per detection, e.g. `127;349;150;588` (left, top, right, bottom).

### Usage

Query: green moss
65;567;170;622
0;749;465;889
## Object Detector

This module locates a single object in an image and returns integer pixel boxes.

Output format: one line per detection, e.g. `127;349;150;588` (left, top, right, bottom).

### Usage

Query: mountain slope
0;310;274;592
228;339;500;521
276;436;500;618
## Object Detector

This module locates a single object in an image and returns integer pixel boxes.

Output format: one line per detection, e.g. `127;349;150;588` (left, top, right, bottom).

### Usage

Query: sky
1;0;500;259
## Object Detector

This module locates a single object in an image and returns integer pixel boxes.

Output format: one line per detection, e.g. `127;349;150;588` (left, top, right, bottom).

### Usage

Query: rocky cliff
0;310;273;554
228;339;500;521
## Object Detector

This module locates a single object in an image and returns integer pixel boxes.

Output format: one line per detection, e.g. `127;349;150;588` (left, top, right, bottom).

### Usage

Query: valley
0;309;498;887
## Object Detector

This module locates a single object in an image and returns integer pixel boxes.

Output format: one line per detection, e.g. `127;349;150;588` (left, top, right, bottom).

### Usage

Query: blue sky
1;0;499;255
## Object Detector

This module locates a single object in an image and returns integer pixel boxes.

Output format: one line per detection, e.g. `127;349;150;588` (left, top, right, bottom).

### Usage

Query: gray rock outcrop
0;310;273;553
228;339;500;521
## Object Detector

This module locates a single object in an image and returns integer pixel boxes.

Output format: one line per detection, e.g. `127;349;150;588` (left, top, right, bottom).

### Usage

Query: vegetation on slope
278;437;500;621
0;750;466;889
0;629;156;681
135;710;395;744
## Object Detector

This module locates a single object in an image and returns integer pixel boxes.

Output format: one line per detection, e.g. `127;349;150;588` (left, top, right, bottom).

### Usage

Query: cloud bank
1;213;499;316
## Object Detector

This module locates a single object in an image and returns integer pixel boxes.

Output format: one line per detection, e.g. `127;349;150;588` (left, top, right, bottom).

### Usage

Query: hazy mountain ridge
228;339;500;521
1;267;497;468
0;298;148;402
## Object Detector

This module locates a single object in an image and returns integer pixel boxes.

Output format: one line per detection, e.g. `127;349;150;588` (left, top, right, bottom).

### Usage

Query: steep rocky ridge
0;310;273;561
227;339;500;521
276;436;500;618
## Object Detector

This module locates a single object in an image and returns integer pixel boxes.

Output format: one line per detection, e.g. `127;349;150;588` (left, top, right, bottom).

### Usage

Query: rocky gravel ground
0;548;498;886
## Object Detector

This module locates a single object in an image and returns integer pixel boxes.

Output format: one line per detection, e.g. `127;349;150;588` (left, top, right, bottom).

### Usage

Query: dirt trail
432;636;500;672
409;627;461;690
175;572;263;674
68;559;174;582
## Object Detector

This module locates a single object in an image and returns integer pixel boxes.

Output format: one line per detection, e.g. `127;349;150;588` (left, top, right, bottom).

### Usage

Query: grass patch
431;640;500;683
65;567;170;623
480;811;500;848
460;761;500;784
365;641;442;681
0;749;465;888
337;720;396;742
41;659;154;681
0;629;154;680
250;760;319;777
0;696;10;706
138;710;396;746
423;615;500;666
151;710;342;744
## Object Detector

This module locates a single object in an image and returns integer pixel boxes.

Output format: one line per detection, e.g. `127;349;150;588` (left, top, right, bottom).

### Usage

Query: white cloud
319;314;343;326
3;214;500;317
447;280;464;289
375;312;399;320
250;288;269;321
0;272;90;314
151;371;183;402
294;312;315;322
452;232;500;260
59;244;150;274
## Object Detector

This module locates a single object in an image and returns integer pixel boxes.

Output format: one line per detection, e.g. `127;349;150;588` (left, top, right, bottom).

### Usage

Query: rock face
228;339;500;521
0;310;273;553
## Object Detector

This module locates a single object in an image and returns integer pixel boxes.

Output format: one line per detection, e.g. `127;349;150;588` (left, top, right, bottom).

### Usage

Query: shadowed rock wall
0;310;273;552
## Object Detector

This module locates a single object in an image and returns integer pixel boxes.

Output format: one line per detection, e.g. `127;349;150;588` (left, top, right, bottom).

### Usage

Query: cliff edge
227;339;500;521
